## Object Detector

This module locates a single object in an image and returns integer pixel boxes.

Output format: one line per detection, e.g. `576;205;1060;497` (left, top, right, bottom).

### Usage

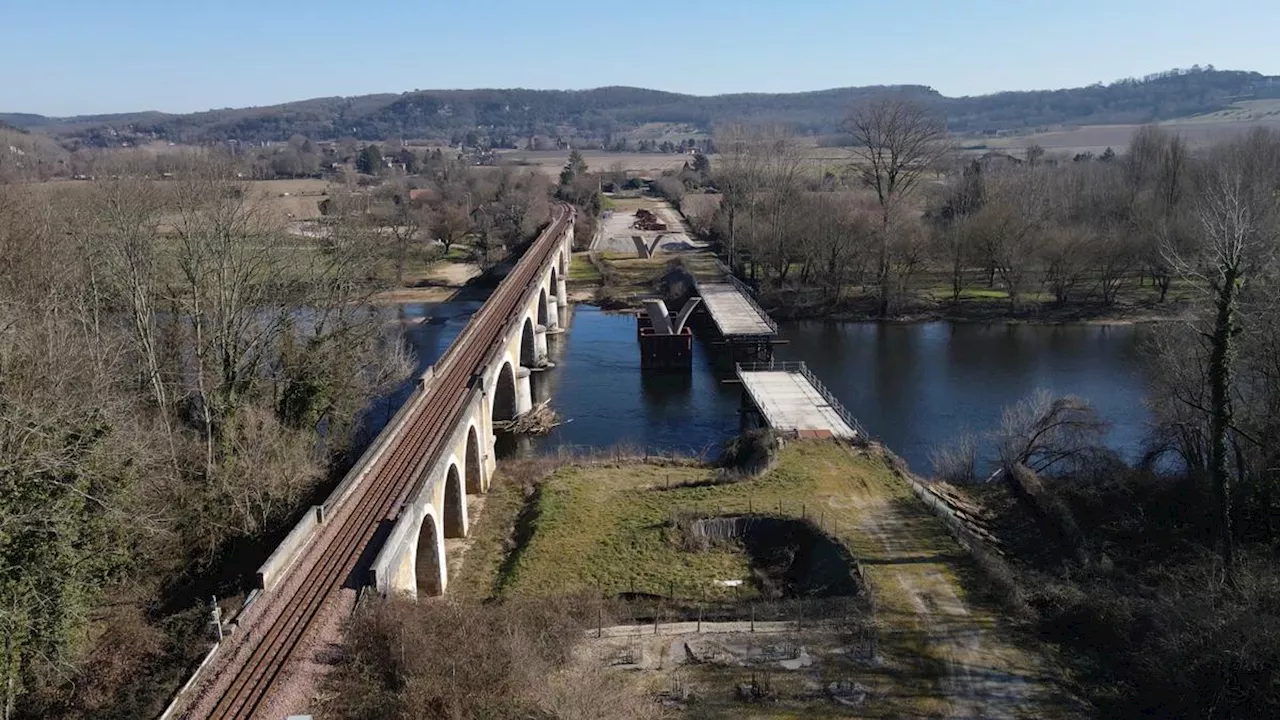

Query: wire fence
577;503;877;645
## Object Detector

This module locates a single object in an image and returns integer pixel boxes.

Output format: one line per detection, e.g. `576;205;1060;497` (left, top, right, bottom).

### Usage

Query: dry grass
962;102;1280;157
497;150;693;177
321;595;663;720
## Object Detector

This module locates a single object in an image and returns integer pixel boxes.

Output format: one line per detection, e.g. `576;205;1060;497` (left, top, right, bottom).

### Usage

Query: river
375;302;1153;474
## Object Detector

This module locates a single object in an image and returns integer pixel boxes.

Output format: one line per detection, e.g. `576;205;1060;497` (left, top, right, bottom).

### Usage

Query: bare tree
995;390;1109;475
430;198;471;254
169;159;286;478
1162;129;1280;570
970;166;1053;309
930;431;980;483
749;128;806;283
844;96;951;315
1040;225;1090;304
712;125;763;273
372;184;430;285
87;180;169;406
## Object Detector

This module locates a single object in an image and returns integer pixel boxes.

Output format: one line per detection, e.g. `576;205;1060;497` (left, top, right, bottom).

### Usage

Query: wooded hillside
4;67;1276;147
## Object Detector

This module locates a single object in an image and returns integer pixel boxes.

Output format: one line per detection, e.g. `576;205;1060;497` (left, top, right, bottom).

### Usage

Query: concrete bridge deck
693;271;777;340
736;361;861;440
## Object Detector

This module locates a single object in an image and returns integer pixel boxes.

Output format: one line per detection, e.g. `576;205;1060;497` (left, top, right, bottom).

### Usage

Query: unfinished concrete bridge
173;204;576;720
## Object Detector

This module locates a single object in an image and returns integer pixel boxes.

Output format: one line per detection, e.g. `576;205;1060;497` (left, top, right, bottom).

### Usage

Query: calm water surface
376;303;1152;473
772;321;1152;470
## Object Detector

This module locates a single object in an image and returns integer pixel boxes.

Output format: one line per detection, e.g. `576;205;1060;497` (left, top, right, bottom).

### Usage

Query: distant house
975;151;1023;169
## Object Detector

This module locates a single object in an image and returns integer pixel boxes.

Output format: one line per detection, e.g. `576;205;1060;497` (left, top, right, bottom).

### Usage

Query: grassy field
24;176;337;225
497;150;694;178
959;99;1280;157
453;442;1085;717
568;252;602;283
761;266;1198;323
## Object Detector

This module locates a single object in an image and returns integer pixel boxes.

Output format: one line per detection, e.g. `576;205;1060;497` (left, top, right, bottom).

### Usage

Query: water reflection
366;302;1153;476
527;306;740;459
774;321;1152;471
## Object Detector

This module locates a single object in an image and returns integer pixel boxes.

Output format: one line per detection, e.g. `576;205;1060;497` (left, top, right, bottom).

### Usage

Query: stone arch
537;287;549;327
520;317;537;367
465;424;483;494
550;264;559;291
492;361;518;422
443;464;466;538
415;510;444;597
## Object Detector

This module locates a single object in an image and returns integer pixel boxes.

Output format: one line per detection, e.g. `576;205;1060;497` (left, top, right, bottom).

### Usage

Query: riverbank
766;292;1193;326
448;440;1086;718
567;247;1191;325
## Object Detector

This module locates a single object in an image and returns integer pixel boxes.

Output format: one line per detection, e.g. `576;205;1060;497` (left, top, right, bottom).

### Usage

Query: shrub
717;428;779;476
322;595;661;719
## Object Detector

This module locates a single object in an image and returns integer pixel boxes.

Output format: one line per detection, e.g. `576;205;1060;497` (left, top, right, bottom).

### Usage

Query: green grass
455;443;955;603
501;463;752;599
443;242;472;262
764;266;1201;321
567;252;601;283
454;443;1080;717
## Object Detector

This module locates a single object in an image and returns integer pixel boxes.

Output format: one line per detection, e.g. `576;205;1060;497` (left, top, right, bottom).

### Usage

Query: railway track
192;203;574;719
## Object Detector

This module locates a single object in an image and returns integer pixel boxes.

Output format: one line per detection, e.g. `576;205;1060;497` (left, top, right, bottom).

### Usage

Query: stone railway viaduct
179;204;576;720
367;221;572;598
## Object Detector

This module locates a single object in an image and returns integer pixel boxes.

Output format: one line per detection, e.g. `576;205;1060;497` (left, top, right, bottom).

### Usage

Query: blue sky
5;0;1278;116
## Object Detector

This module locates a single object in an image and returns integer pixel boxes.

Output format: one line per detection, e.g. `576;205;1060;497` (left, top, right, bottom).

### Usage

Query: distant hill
4;67;1277;148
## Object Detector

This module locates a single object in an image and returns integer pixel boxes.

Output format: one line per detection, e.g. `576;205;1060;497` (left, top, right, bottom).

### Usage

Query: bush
1028;555;1280;718
322;596;661;719
929;432;979;483
718;428;779;476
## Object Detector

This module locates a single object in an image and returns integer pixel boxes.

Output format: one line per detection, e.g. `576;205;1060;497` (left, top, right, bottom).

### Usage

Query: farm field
959;99;1280;157
498;150;694;177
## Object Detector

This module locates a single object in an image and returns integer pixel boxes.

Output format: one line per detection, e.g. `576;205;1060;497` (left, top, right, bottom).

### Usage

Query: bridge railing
396;206;574;506
736;360;866;439
432;205;573;376
692;262;779;334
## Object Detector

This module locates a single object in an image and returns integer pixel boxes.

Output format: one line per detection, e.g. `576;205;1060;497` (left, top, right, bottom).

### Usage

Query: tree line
7;67;1272;149
695;110;1269;323
704;106;1280;569
0;153;422;718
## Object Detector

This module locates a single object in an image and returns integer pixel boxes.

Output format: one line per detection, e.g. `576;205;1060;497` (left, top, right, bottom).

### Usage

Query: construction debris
633;208;668;232
494;402;563;435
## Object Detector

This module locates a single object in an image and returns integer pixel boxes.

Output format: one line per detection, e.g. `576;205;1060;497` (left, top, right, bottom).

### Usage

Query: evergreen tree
357;144;383;175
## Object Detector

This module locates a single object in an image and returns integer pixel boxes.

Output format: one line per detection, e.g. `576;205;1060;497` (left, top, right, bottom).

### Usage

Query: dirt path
820;445;1082;718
